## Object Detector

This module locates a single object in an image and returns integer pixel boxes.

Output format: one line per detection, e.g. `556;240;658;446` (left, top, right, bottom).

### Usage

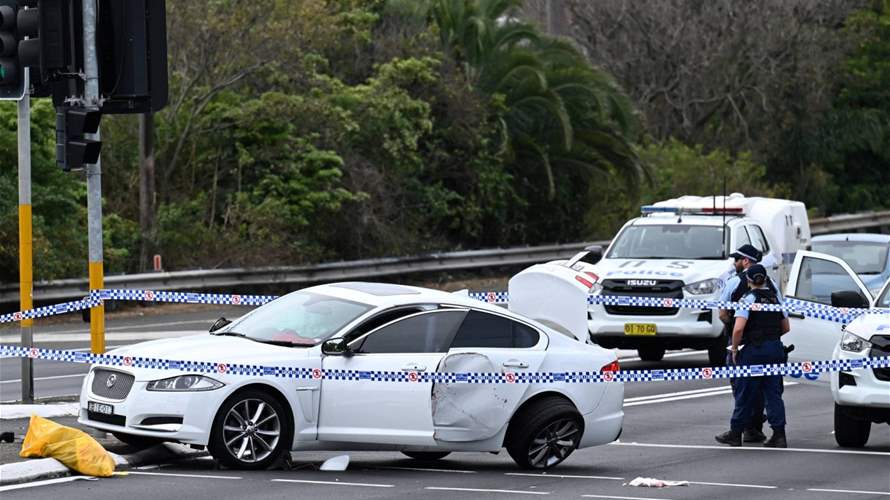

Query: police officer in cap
716;264;790;448
718;244;777;443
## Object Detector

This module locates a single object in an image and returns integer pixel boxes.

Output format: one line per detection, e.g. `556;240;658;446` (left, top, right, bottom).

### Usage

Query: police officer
718;244;775;443
715;264;790;448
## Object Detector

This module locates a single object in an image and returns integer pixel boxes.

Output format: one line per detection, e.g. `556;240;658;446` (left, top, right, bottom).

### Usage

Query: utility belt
742;334;783;347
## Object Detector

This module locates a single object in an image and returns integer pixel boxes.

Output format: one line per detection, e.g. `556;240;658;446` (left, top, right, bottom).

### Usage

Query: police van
520;194;810;365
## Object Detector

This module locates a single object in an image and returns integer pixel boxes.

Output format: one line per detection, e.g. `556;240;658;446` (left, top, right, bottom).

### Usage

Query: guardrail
1;210;888;306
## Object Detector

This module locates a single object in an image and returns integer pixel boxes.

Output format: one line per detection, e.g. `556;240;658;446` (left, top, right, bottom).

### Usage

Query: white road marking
426;486;549;495
0;329;206;343
370;465;476;474
624;388;733;407
272;479;394;488
620;349;707;362
610;441;890;457
1;319;214;337
116;471;241;480
0;476;96;492
624;382;798;407
683;480;776;489
807;488;890;496
582;495;672;500
625;386;731;402
0;373;87;384
505;472;624;481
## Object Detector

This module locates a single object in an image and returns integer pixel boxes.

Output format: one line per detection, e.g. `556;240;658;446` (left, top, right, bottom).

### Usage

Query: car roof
304;281;511;314
630;214;745;227
812;233;890;244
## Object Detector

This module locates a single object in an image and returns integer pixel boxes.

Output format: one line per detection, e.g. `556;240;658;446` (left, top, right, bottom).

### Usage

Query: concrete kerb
0;442;207;486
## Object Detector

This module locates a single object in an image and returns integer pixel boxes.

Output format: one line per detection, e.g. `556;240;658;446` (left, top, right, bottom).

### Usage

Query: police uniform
729;287;787;442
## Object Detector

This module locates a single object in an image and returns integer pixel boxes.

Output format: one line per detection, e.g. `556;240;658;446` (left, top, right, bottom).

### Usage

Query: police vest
742;288;784;345
728;271;778;321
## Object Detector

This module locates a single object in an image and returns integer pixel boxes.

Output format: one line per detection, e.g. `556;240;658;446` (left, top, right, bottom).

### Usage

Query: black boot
763;428;787;448
743;428;766;443
715;430;742;446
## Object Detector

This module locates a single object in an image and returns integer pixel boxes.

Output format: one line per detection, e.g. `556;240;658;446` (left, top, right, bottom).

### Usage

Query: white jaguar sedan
78;282;623;470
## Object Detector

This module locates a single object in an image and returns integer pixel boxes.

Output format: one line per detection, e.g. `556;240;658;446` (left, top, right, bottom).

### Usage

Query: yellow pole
89;261;105;353
18;204;33;329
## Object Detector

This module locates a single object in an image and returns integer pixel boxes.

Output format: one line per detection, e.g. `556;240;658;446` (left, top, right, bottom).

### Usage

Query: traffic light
0;0;24;100
57;106;101;171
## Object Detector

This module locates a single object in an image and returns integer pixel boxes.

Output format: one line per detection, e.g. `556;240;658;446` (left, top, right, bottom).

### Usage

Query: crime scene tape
1;344;889;384
1;288;888;326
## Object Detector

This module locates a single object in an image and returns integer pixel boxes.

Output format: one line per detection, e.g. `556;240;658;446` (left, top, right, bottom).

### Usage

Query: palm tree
410;0;647;197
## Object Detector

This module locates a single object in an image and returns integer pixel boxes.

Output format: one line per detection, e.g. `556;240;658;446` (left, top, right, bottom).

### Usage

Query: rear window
811;241;889;275
450;311;540;348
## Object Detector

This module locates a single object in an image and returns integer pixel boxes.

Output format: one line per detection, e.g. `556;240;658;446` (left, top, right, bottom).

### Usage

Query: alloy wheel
527;418;581;468
221;398;281;463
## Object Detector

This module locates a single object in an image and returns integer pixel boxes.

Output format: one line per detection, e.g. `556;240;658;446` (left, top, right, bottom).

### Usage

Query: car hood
583;258;734;286
102;334;314;379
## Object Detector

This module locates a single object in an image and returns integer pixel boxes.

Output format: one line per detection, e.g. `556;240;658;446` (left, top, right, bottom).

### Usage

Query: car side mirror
830;290;869;309
209;317;231;333
584;245;604;264
321;337;354;357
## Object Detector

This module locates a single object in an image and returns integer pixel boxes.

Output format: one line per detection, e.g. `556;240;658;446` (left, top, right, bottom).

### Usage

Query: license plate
88;401;114;415
624;323;657;336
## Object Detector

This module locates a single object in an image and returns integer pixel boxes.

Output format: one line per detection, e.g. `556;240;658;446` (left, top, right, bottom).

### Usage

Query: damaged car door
433;310;547;442
317;309;465;446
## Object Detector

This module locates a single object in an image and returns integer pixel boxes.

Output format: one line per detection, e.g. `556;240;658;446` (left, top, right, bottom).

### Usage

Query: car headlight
683;278;724;295
146;375;225;392
839;331;872;354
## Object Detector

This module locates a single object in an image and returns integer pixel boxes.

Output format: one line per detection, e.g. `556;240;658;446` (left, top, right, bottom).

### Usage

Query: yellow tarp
20;415;115;477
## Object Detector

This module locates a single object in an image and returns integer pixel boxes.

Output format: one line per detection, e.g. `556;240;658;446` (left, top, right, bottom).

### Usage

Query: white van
566;194;810;365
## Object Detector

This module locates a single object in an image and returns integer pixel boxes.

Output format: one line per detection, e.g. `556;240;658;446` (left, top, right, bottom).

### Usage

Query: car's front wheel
208;389;291;470
834;404;871;448
402;451;451;461
506;397;583;469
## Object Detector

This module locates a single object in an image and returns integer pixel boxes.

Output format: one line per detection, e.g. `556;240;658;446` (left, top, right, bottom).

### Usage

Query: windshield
607;224;726;260
811;241;889;275
220;291;373;346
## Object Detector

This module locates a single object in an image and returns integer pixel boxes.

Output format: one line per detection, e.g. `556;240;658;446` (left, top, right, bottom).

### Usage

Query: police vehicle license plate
624;323;657;336
88;401;113;415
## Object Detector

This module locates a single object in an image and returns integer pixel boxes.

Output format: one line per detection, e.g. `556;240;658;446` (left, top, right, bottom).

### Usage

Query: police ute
547;194;809;365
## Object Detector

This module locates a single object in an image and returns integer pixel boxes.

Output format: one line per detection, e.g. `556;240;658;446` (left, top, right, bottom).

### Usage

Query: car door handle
502;360;529;369
789;312;805;320
401;363;427;372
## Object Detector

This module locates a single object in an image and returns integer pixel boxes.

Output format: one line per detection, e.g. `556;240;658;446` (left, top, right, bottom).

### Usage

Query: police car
565;194;810;365
782;251;890;447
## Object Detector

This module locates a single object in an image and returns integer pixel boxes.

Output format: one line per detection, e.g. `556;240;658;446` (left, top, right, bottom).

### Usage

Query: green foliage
585;139;788;239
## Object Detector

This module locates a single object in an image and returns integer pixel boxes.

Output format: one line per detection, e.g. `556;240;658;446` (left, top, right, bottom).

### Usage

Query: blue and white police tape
2;288;887;326
2;344;888;385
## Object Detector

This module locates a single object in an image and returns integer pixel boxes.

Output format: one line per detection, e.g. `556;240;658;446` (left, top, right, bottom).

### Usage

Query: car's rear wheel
506;397;583;470
402;451;451;461
208;389;291;470
111;432;163;450
638;346;665;362
834;404;871;448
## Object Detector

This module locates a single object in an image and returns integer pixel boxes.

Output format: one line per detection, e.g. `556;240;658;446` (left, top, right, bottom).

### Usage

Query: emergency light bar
640;205;745;216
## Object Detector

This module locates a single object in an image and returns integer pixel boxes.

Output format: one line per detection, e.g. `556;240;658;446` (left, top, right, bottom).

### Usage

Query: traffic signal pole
83;0;104;354
18;68;33;403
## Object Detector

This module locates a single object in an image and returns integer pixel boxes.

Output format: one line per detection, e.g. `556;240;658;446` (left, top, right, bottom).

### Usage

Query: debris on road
625;476;690;488
19;416;115;477
320;455;350;471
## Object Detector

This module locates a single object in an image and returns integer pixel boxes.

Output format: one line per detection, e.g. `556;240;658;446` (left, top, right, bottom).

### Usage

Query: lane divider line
115;471;241;480
368;465;476;474
807;488;890;496
505;472;624;481
609;441;890;457
581;494;673;500
425;486;550;495
271;478;394;488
